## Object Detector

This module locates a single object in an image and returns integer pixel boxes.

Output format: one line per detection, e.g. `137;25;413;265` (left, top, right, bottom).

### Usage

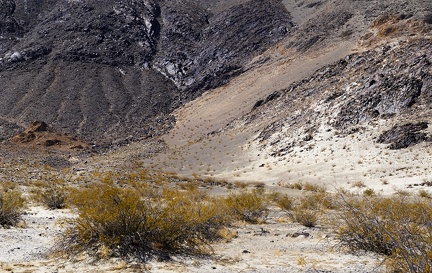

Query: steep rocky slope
127;0;432;192
0;0;292;143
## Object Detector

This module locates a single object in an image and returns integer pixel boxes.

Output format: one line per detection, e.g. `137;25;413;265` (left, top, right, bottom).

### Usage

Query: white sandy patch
0;206;73;263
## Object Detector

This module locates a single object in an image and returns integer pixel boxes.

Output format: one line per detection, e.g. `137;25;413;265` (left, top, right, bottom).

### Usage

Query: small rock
288;232;310;238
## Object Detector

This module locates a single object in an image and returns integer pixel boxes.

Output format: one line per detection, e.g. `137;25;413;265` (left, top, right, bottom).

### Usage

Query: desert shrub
233;181;248;189
363;188;376;197
337;196;432;272
250;181;265;188
283;182;304;190
394;188;411;197
1;181;17;191
289;193;331;227
351;181;366;188
273;194;294;211
303;183;326;193
297;194;319;210
178;180;200;191
283;182;325;192
290;209;318;228
0;187;25;227
223;189;269;223
297;192;337;210
418;189;431;199
33;183;69;209
58;184;230;261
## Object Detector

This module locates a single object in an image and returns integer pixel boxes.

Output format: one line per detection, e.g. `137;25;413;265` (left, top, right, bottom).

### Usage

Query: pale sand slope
143;41;360;174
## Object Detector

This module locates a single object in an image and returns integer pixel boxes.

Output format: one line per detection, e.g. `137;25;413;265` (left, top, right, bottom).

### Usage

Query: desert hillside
0;0;291;143
0;0;431;272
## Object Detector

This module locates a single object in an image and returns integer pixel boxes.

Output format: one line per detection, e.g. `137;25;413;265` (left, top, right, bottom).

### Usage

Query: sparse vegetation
363;188;376;197
51;167;274;262
281;182;326;192
33;181;69;209
0;186;26;227
290;209;318;228
222;189;269;224
298;192;337;210
273;193;294;211
337;196;432;273
418;189;431;199
352;181;366;188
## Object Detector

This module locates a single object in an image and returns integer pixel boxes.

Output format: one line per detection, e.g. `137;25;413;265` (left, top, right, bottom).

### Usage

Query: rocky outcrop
231;36;432;156
8;120;89;150
154;0;293;92
377;122;431;149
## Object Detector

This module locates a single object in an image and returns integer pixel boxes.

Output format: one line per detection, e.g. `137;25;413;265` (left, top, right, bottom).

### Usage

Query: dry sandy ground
0;205;382;273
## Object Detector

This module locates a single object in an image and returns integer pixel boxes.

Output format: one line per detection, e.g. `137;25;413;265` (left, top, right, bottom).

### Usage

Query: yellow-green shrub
0;186;25;227
222;189;269;223
291;209;318;228
273;193;294;211
58;184;230;261
418;189;431;199
298;192;337;210
337;196;432;272
33;182;69;209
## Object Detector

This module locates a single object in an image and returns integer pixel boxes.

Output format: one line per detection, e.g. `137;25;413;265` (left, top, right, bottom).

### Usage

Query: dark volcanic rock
335;76;423;129
0;118;22;142
377;122;430;149
26;121;48;133
154;0;293;92
334;47;431;129
0;0;292;143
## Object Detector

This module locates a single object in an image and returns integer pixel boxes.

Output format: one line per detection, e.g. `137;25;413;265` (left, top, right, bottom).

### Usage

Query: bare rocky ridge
0;0;292;144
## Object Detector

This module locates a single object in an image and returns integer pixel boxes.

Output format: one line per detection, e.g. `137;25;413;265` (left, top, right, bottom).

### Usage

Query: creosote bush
283;182;326;192
298;192;338;210
222;189;269;223
272;193;294;211
288;192;341;227
59;183;233;261
33;182;69;209
0;186;25;227
417;189;431;199
291;209;318;228
337;196;432;273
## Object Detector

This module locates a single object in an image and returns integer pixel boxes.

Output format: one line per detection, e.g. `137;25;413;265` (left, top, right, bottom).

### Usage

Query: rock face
230;34;432;156
154;0;293;92
377;123;431;150
0;0;292;143
333;51;429;130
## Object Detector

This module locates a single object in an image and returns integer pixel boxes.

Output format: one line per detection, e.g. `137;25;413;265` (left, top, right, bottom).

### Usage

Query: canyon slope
1;0;431;190
135;0;432;193
0;0;292;143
